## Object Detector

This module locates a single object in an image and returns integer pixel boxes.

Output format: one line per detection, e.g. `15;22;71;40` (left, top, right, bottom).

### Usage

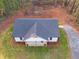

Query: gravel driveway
64;25;79;59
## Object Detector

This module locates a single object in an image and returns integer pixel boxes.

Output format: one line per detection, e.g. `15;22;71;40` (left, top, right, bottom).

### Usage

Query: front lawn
0;26;71;59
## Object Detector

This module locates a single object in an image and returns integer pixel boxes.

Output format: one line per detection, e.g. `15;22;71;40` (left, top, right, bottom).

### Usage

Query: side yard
0;25;71;59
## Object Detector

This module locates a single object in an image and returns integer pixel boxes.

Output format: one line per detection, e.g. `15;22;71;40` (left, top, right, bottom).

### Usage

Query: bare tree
69;0;76;14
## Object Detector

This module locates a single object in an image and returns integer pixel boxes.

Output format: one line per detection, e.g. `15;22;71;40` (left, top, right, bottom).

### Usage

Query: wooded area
0;0;32;16
0;0;79;24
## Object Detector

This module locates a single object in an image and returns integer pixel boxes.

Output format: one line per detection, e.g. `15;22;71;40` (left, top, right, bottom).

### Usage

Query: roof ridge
24;23;34;36
24;22;37;39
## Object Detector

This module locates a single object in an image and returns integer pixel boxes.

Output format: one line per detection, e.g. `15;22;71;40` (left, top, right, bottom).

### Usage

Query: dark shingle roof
13;18;59;40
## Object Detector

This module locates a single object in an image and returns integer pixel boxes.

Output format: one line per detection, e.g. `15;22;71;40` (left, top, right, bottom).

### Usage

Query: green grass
0;26;71;59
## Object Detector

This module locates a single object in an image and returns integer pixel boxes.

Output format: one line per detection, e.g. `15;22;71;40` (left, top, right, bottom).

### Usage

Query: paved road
64;25;79;59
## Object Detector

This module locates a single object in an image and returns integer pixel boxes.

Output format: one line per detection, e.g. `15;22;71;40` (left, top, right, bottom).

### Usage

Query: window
41;41;43;43
50;37;52;40
20;37;22;40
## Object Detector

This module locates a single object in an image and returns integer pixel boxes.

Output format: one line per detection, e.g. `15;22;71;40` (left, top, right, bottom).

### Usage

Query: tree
4;0;21;16
69;0;76;14
0;0;4;16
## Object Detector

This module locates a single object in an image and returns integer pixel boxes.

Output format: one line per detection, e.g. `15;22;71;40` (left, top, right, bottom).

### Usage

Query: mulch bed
47;40;60;48
71;23;79;34
10;39;25;47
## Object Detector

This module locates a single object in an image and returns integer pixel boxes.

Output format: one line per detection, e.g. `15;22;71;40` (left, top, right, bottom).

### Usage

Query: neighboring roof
13;18;59;40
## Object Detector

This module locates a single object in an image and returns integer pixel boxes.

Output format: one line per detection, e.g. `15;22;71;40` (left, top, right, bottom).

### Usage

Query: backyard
0;25;71;59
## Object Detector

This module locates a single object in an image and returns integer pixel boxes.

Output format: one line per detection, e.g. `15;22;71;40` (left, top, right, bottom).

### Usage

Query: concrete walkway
64;25;79;59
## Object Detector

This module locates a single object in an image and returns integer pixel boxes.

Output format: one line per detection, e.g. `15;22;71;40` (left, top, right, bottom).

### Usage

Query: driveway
64;25;79;59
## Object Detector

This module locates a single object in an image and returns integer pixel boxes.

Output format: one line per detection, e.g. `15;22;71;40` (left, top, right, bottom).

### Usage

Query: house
13;18;59;46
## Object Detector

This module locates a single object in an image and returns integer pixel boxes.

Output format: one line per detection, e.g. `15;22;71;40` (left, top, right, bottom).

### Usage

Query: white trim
48;37;58;42
14;37;24;42
25;36;47;41
59;25;64;28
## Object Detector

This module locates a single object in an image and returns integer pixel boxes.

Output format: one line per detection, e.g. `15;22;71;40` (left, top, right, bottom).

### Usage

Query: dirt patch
0;54;4;59
67;16;79;34
25;7;69;24
69;21;79;34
